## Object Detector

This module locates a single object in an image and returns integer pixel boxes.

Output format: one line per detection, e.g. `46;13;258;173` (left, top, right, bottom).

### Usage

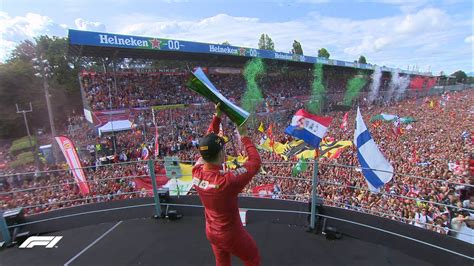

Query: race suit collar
203;163;223;171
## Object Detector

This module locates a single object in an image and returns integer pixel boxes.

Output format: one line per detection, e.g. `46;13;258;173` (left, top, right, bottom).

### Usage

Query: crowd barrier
0;159;472;264
1;196;472;265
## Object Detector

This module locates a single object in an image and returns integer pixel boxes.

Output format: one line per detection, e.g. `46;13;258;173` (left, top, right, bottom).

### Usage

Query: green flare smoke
242;58;265;113
343;74;367;106
306;63;325;114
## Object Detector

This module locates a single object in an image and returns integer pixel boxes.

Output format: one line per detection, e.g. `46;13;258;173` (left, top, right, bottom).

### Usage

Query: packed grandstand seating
0;68;472;241
79;67;384;111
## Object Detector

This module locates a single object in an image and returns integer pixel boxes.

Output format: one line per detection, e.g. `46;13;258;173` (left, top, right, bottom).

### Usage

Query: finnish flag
354;107;393;192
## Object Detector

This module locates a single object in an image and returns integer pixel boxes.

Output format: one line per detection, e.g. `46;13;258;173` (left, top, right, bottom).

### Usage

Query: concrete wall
6;196;473;265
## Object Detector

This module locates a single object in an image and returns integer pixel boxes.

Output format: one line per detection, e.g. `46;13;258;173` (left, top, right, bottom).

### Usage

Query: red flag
134;165;169;195
252;184;274;198
340;112;348;130
391;118;403;138
372;120;382;129
266;124;275;148
142;147;150;160
410;148;419;163
152;109;159;158
154;125;159;157
326;148;343;159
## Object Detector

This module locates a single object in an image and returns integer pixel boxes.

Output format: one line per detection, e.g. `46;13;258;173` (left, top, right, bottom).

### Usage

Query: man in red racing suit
192;105;261;266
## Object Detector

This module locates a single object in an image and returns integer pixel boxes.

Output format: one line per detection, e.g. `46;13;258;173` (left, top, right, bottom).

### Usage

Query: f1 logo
19;236;62;248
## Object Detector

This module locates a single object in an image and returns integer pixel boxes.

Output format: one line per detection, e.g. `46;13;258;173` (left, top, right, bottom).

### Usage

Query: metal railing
1;158;472;248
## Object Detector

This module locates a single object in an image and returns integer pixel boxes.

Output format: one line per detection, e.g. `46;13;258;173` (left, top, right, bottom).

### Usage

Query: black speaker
157;188;170;203
324;226;342;240
166;210;182;221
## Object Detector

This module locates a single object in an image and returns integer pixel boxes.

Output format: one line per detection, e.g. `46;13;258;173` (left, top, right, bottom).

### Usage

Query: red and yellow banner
55;136;90;195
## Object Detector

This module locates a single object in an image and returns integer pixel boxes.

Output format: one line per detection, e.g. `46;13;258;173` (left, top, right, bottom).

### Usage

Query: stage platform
1;216;430;266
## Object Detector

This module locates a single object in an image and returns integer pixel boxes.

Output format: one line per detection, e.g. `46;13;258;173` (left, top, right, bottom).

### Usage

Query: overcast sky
1;0;472;74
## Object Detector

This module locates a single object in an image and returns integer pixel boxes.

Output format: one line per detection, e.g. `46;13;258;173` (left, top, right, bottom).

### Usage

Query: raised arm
228;122;261;192
194;104;222;167
207;115;221;134
228;137;262;192
206;103;222;134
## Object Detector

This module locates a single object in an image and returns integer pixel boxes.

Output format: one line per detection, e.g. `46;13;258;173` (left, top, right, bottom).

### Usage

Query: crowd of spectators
80;68;378;111
0;68;472;241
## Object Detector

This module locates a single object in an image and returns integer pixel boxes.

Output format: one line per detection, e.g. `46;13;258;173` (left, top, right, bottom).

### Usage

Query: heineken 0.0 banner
69;30;427;76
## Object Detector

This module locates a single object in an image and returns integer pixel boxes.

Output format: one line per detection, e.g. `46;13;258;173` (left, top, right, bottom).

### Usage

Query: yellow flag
296;150;316;159
258;122;265;133
259;138;273;152
178;163;193;182
226;155;248;169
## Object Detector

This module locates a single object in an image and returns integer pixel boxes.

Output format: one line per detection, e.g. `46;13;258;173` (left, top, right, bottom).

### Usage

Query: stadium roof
68;30;431;76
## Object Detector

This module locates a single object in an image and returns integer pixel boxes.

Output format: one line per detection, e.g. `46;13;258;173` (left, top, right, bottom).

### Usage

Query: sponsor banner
209;67;242;74
55;136;90;195
151;104;188;110
69;29;431;75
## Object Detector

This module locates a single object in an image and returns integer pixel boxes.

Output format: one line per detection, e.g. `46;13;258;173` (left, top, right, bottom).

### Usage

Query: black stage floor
1;216;431;266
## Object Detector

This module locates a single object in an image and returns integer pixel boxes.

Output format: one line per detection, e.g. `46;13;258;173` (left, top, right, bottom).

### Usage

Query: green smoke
343;74;367;106
306;63;325;114
242;58;265;113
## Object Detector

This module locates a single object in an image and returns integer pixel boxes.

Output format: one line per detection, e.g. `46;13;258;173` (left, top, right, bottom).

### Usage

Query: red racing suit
192;115;262;266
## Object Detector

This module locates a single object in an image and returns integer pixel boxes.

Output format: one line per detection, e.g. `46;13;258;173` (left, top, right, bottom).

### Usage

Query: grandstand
69;30;435;125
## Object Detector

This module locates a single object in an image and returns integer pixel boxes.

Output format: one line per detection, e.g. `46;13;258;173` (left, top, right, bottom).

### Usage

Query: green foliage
242;58;265;113
1;35;84;138
0;59;45;138
318;48;330;59
9;136;37;154
222;41;231;45
292;40;303;55
306;64;325;114
258;34;266;49
265;35;275;51
258;34;275;51
10;151;35;168
7;40;36;63
358;55;367;64
35;36;81;92
451;70;468;83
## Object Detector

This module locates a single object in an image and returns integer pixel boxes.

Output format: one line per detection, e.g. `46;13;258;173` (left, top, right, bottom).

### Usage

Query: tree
0;36;84;138
358;55;367;64
265;34;275;51
222;41;231;45
291;40;303;55
258;34;266;50
7;40;36;63
451;70;467;83
318;48;330;58
258;33;275;50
